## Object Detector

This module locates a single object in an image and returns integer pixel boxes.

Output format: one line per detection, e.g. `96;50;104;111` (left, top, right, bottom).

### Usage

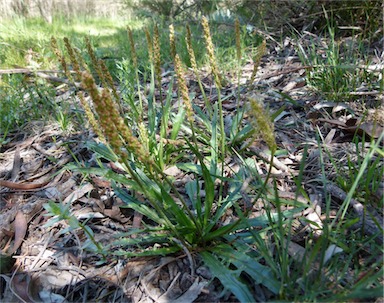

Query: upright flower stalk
84;37;122;113
174;54;194;124
201;16;222;89
145;28;153;63
145;27;157;123
235;18;242;62
63;37;81;79
248;97;277;153
81;72;152;166
249;40;266;85
169;24;176;63
153;24;162;97
51;37;72;81
202;16;226;160
185;24;210;114
78;91;106;144
235;18;242;104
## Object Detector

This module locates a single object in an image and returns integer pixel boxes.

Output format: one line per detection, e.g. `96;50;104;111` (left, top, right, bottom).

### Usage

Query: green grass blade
114;246;180;257
203;221;241;241
159;186;195;229
209;104;219;176
185;178;203;220
170;107;185;140
185;141;215;226
177;162;202;174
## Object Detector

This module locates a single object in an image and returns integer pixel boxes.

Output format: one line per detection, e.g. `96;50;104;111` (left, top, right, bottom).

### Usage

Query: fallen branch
258;63;383;81
258;65;313;80
0;68;81;88
0;68;65;74
325;182;383;244
35;71;81;88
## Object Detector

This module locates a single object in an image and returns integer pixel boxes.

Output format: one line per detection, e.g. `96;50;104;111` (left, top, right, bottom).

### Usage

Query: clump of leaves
48;17;282;301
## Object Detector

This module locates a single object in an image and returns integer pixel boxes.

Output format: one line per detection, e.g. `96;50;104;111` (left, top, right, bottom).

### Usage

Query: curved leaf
200;251;255;303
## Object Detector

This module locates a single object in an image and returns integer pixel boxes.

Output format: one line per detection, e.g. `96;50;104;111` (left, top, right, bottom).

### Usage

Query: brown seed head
64;37;81;78
153;24;162;89
127;26;138;68
185;24;197;71
201;16;221;89
250;40;266;84
249;97;276;152
169;24;176;62
145;28;153;63
174;54;194;123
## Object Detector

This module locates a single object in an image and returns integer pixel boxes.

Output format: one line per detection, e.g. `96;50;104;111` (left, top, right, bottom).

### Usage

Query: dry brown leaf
318;118;383;139
11;146;21;181
1;273;35;302
0;179;50;190
287;241;307;263
324;128;337;144
62;183;94;204
9;211;28;255
345;118;383;139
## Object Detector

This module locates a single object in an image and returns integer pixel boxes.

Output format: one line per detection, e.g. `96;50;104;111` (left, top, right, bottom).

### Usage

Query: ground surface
0;36;383;302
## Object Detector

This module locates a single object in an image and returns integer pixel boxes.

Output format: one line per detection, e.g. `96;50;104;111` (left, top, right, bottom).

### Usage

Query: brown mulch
1;35;383;302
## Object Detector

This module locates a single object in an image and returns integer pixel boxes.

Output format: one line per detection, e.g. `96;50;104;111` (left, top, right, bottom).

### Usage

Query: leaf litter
0;34;383;302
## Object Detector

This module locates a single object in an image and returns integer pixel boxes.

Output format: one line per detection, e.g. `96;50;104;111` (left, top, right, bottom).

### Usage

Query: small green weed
297;9;381;102
0;74;57;133
43;200;108;261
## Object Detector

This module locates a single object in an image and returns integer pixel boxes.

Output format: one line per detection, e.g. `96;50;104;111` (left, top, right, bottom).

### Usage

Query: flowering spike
169;24;176;62
174;54;194;123
201;16;222;89
249;97;277;152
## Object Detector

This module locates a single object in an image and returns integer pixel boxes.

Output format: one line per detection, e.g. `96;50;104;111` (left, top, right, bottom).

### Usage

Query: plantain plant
47;18;303;301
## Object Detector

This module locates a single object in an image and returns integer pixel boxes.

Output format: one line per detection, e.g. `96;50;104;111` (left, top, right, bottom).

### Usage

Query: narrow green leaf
201;161;215;225
114;186;164;224
64;164;138;188
184;141;215;227
85;141;118;162
200;251;255;303
43;200;68;217
230;124;255;147
209;184;242;227
270;105;286;121
177;162;202;174
203;221;241;241
209;104;218;176
160;187;195;228
114;246;180;257
171;107;185;140
214;243;280;294
193;105;212;133
114;233;170;247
